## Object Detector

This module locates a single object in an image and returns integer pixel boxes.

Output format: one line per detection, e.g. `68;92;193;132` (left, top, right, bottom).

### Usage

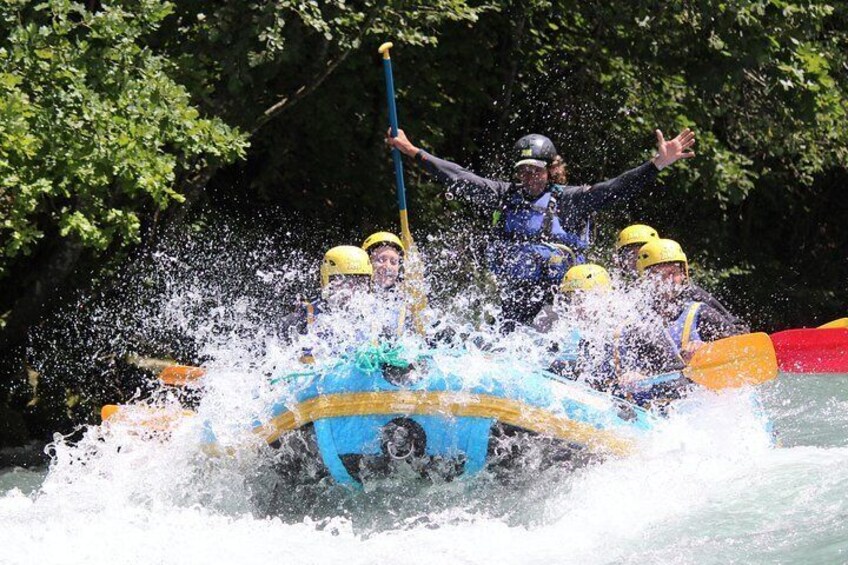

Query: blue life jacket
666;301;704;355
500;188;589;248
609;305;703;409
489;187;588;283
491;242;584;283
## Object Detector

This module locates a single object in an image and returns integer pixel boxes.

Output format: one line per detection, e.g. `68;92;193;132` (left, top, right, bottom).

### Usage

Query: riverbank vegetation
1;0;846;446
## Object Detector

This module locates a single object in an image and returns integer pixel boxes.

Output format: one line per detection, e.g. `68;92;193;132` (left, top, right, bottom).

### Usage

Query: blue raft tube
202;345;656;488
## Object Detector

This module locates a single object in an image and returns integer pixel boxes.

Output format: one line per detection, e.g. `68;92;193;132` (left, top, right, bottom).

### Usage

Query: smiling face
369;244;402;290
515;164;549;197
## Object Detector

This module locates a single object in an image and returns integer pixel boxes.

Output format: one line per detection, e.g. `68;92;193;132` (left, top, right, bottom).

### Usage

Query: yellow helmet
362;232;405;255
636;238;688;276
320;246;373;288
615;224;659;250
560;264;612;293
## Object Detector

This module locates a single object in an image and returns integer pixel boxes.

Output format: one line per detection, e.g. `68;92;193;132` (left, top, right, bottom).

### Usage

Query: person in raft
362;231;405;293
278;245;373;362
386;127;696;333
533;263;616;386
620;239;742;374
605;239;748;408
613;224;748;334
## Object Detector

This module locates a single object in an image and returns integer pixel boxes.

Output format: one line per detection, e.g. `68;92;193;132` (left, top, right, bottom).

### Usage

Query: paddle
769;327;848;374
683;332;779;390
819;318;848;329
100;403;195;431
379;41;428;334
157;364;206;386
630;333;779;392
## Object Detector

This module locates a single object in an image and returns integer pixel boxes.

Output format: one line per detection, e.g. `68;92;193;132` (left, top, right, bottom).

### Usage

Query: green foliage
500;0;848;203
0;0;247;276
158;0;490;128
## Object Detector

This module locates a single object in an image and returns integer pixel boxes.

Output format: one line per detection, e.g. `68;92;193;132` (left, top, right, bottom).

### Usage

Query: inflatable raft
202;346;655;487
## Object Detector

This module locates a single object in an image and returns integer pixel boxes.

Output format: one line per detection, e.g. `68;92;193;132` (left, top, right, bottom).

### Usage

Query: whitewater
1;232;846;565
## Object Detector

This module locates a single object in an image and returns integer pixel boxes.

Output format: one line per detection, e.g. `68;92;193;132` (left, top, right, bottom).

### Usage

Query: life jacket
610;326;688;410
303;300;321;326
369;298;409;340
497;187;589;248
609;306;702;410
299;298;409;364
611;303;703;377
489;186;588;283
666;301;704;355
299;300;323;364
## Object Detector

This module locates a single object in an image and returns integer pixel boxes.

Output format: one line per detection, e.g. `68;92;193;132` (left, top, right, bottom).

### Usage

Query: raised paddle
769;327;848;374
819;318;848;329
379;41;428;334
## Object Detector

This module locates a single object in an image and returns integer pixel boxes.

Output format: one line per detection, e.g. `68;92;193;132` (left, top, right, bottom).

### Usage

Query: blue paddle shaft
624;371;689;392
382;57;407;212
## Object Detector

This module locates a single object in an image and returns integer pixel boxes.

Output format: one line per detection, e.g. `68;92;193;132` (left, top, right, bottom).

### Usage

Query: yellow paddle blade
819;318;848;329
684;332;778;390
158;364;206;386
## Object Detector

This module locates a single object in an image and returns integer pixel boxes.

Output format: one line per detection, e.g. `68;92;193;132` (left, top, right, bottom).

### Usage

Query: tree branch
250;8;380;135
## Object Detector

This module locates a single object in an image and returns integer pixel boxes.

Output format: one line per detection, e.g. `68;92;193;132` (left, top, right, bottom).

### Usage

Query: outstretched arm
386;128;511;211
556;127;697;224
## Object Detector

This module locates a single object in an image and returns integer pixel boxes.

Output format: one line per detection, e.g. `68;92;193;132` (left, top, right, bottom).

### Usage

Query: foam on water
3;378;848;563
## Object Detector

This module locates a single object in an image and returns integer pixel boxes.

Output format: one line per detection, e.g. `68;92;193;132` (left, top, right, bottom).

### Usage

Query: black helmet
513;134;557;168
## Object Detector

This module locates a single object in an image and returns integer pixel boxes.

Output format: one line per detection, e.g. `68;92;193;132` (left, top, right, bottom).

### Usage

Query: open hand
651;128;696;170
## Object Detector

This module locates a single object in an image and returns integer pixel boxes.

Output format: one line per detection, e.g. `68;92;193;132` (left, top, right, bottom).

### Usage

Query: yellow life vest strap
680;302;703;351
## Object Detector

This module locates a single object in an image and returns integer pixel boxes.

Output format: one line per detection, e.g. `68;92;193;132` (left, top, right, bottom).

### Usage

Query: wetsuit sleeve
696;305;745;342
415;150;511;213
687;285;750;334
556;161;659;228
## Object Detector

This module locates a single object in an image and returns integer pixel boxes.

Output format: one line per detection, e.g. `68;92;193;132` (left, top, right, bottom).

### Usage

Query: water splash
4;220;847;564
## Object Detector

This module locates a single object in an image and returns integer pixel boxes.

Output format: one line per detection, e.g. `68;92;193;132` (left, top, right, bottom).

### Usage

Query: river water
3;236;845;563
1;372;846;565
